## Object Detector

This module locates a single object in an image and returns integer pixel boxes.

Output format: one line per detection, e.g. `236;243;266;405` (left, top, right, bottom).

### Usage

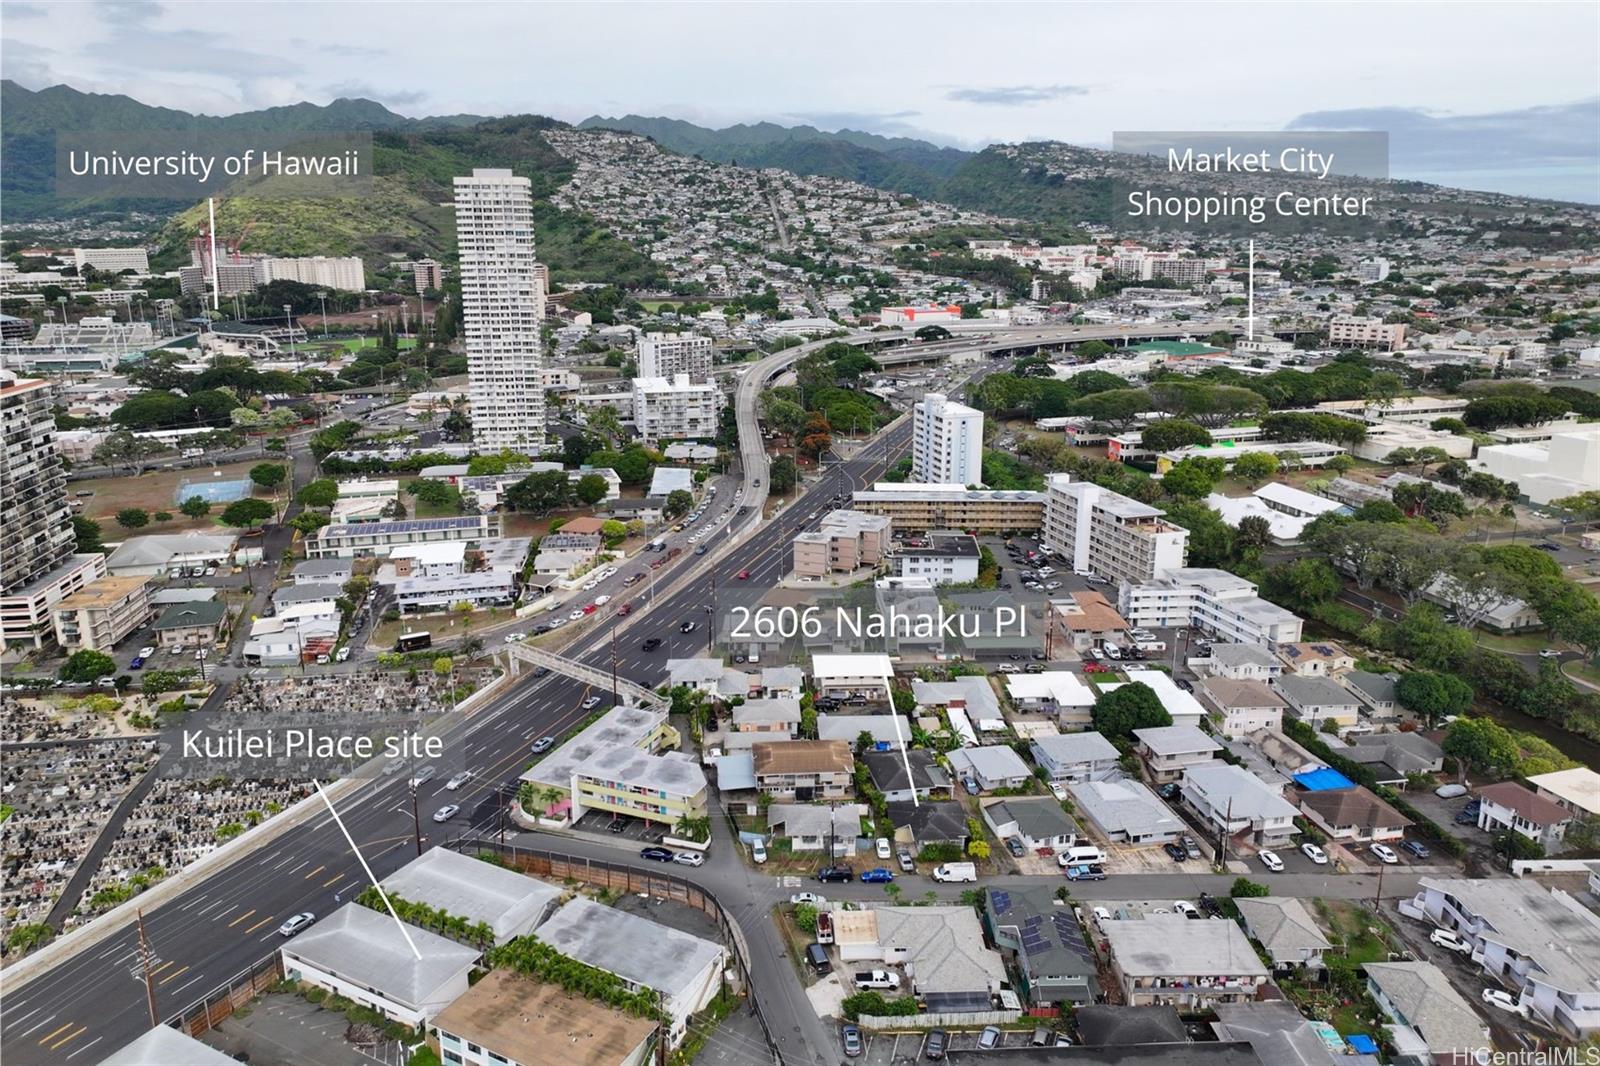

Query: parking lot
572;808;669;844
201;992;401;1066
853;1023;1070;1063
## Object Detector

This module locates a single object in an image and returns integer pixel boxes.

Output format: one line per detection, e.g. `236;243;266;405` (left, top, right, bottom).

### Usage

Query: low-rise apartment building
791;510;891;579
1102;916;1269;1009
1133;724;1222;784
851;482;1045;534
631;373;720;444
1119;567;1304;647
50;575;150;651
1181;762;1299;846
1042;474;1188;584
1194;677;1286;739
891;531;982;586
752;740;853;799
307;514;499;559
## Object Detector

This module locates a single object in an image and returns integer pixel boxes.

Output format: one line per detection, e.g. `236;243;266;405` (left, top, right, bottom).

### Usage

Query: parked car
961;777;980;796
875;837;892;859
977;1026;1002;1050
1430;928;1473;954
859;867;894;883
1481;988;1526;1015
1091;906;1113;923
1173;901;1201;919
897;847;915;872
790;892;826;906
129;656;146;670
1259;850;1285;872
672;851;704;867
1065;864;1105;881
277;912;316;938
751;840;767;863
1005;837;1027;858
1301;843;1329;865
1370;843;1399;864
841;1023;863;1058
1163;842;1187;862
639;847;675;862
817;866;853;883
1401;839;1431;859
1181;834;1201;859
138;646;156;659
924;1028;947;1060
1434;783;1469;799
432;804;460;822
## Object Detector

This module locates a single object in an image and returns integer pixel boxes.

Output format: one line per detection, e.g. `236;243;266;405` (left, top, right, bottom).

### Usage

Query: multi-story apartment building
911;392;984;485
568;744;708;828
1043;474;1188;584
891;532;981;586
408;258;443;294
791;510;892;579
1329;314;1407;351
306;514;500;559
0;373;107;649
637;331;713;383
454;169;545;451
1357;257;1390;283
752;740;854;799
1119;567;1304;646
1132;724;1222;784
1401;878;1600;1039
852;483;1045;534
255;256;366;291
1103;917;1269;1009
72;247;150;274
1181;762;1299;846
631;374;720;443
51;575;151;651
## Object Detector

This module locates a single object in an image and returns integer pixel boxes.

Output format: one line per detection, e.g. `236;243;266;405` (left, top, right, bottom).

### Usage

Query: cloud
83;27;301;78
3;2;50;18
323;81;428;108
92;0;163;24
944;84;1090;106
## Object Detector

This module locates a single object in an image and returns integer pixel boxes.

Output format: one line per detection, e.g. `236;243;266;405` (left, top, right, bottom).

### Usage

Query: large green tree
1091;682;1172;739
1442;717;1518;783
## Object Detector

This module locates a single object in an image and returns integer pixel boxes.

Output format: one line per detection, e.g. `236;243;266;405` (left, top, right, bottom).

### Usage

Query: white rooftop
1004;671;1095;707
280;903;479;1008
380;848;561;943
533;897;723;1001
812;653;894;679
1111;670;1208;723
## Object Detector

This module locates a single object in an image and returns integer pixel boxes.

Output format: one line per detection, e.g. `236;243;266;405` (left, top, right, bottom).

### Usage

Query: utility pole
137;910;158;1027
411;784;423;855
1219;796;1232;869
610;616;620;707
1373;852;1386;909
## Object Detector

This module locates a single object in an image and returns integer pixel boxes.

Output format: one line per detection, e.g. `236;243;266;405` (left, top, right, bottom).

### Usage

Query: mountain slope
578;113;969;197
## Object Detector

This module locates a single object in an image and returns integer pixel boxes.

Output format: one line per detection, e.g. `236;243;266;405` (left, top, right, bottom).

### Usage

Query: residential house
665;658;751;701
758;665;805;700
811;653;894;702
850;906;1007;1003
1400;877;1600;1039
1527;767;1600;822
1235;897;1331;974
531;531;602;577
95;1027;241;1066
1347;732;1445;787
766;802;864;854
1077;1005;1189;1046
279;904;479;1028
293;557;353;585
1476;782;1572;848
724;697;803;750
1273;674;1362;731
886;801;969;853
1299;786;1412;844
983;884;1098;1006
1049;590;1129;652
431;968;657;1066
1194;677;1286;739
863;749;949;803
1364;961;1491;1064
946;744;1032;792
1343;670;1401;724
1102;916;1269;1009
1200;643;1284;682
1210;1003;1343;1066
912;676;1000;724
752;740;853;799
1029;731;1120;783
816;713;910;750
1109;670;1208;729
1004;671;1097;729
1133;724;1222;784
532;897;725;1046
1181;762;1300;846
983;797;1080;850
1068;779;1182;846
1275;641;1355;678
151;600;229;649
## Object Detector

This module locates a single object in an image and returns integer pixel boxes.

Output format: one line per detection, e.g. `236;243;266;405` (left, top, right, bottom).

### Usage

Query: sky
4;0;1598;201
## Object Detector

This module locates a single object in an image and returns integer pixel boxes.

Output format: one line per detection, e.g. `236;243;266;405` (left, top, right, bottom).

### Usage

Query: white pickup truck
853;970;901;990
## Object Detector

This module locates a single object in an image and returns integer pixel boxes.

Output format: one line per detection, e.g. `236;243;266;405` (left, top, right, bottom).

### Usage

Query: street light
284;304;299;371
317;291;329;336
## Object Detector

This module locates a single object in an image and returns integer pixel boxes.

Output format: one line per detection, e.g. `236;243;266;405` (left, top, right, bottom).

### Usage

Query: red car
736;569;751;580
618;602;635;616
650;558;666;569
1083;662;1109;674
582;603;598;615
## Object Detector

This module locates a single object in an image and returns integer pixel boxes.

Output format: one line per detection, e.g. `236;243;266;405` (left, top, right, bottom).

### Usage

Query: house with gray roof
379;847;561;945
1068;778;1182;845
766;802;864;854
758;665;804;699
912;676;1000;720
983;797;1079;850
1200;643;1283;682
279;903;479;1027
870;906;1007;999
864;749;949;802
534;897;726;1046
816;713;909;749
1342;669;1400;723
1075;1004;1187;1045
1182;762;1300;846
1102;916;1269;1009
1029;731;1119;783
1133;724;1222;784
887;801;969;851
1272;674;1362;730
293;557;353;585
1365;962;1490;1062
947;744;1031;792
984;884;1098;1006
1211;1002;1341;1066
97;1026;239;1066
1346;731;1444;786
1235;897;1331;972
665;658;751;700
724;697;803;750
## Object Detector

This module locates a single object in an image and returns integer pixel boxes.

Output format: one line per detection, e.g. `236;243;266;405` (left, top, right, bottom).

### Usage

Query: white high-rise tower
454;168;544;451
911;392;984;486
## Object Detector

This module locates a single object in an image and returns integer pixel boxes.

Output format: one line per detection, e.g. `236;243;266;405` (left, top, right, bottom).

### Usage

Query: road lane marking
38;1022;74;1044
147;960;177;978
244;914;276;934
304;864;325;879
314;781;421;959
158;965;190;986
227;909;256;927
167;974;205;996
322;872;344;887
47;1025;88;1050
64;1036;104;1060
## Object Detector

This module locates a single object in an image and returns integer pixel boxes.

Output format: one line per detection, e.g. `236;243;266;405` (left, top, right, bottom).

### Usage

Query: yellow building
51;575;151;652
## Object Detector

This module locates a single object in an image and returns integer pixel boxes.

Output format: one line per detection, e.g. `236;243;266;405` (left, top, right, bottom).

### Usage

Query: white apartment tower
454;169;545;452
1043;473;1189;584
912;392;984;486
638;332;714;383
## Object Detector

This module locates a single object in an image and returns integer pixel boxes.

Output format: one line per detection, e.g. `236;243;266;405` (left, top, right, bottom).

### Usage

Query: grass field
75;461;282;532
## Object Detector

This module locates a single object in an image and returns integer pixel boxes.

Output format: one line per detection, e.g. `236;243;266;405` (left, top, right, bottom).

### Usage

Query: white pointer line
313;780;421;960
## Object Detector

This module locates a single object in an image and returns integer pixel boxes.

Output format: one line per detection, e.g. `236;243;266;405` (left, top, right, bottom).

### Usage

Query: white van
751;839;768;864
1059;845;1106;867
931;862;977;883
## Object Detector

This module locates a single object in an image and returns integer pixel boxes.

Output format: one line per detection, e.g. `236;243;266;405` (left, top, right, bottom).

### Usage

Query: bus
396;631;432;653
